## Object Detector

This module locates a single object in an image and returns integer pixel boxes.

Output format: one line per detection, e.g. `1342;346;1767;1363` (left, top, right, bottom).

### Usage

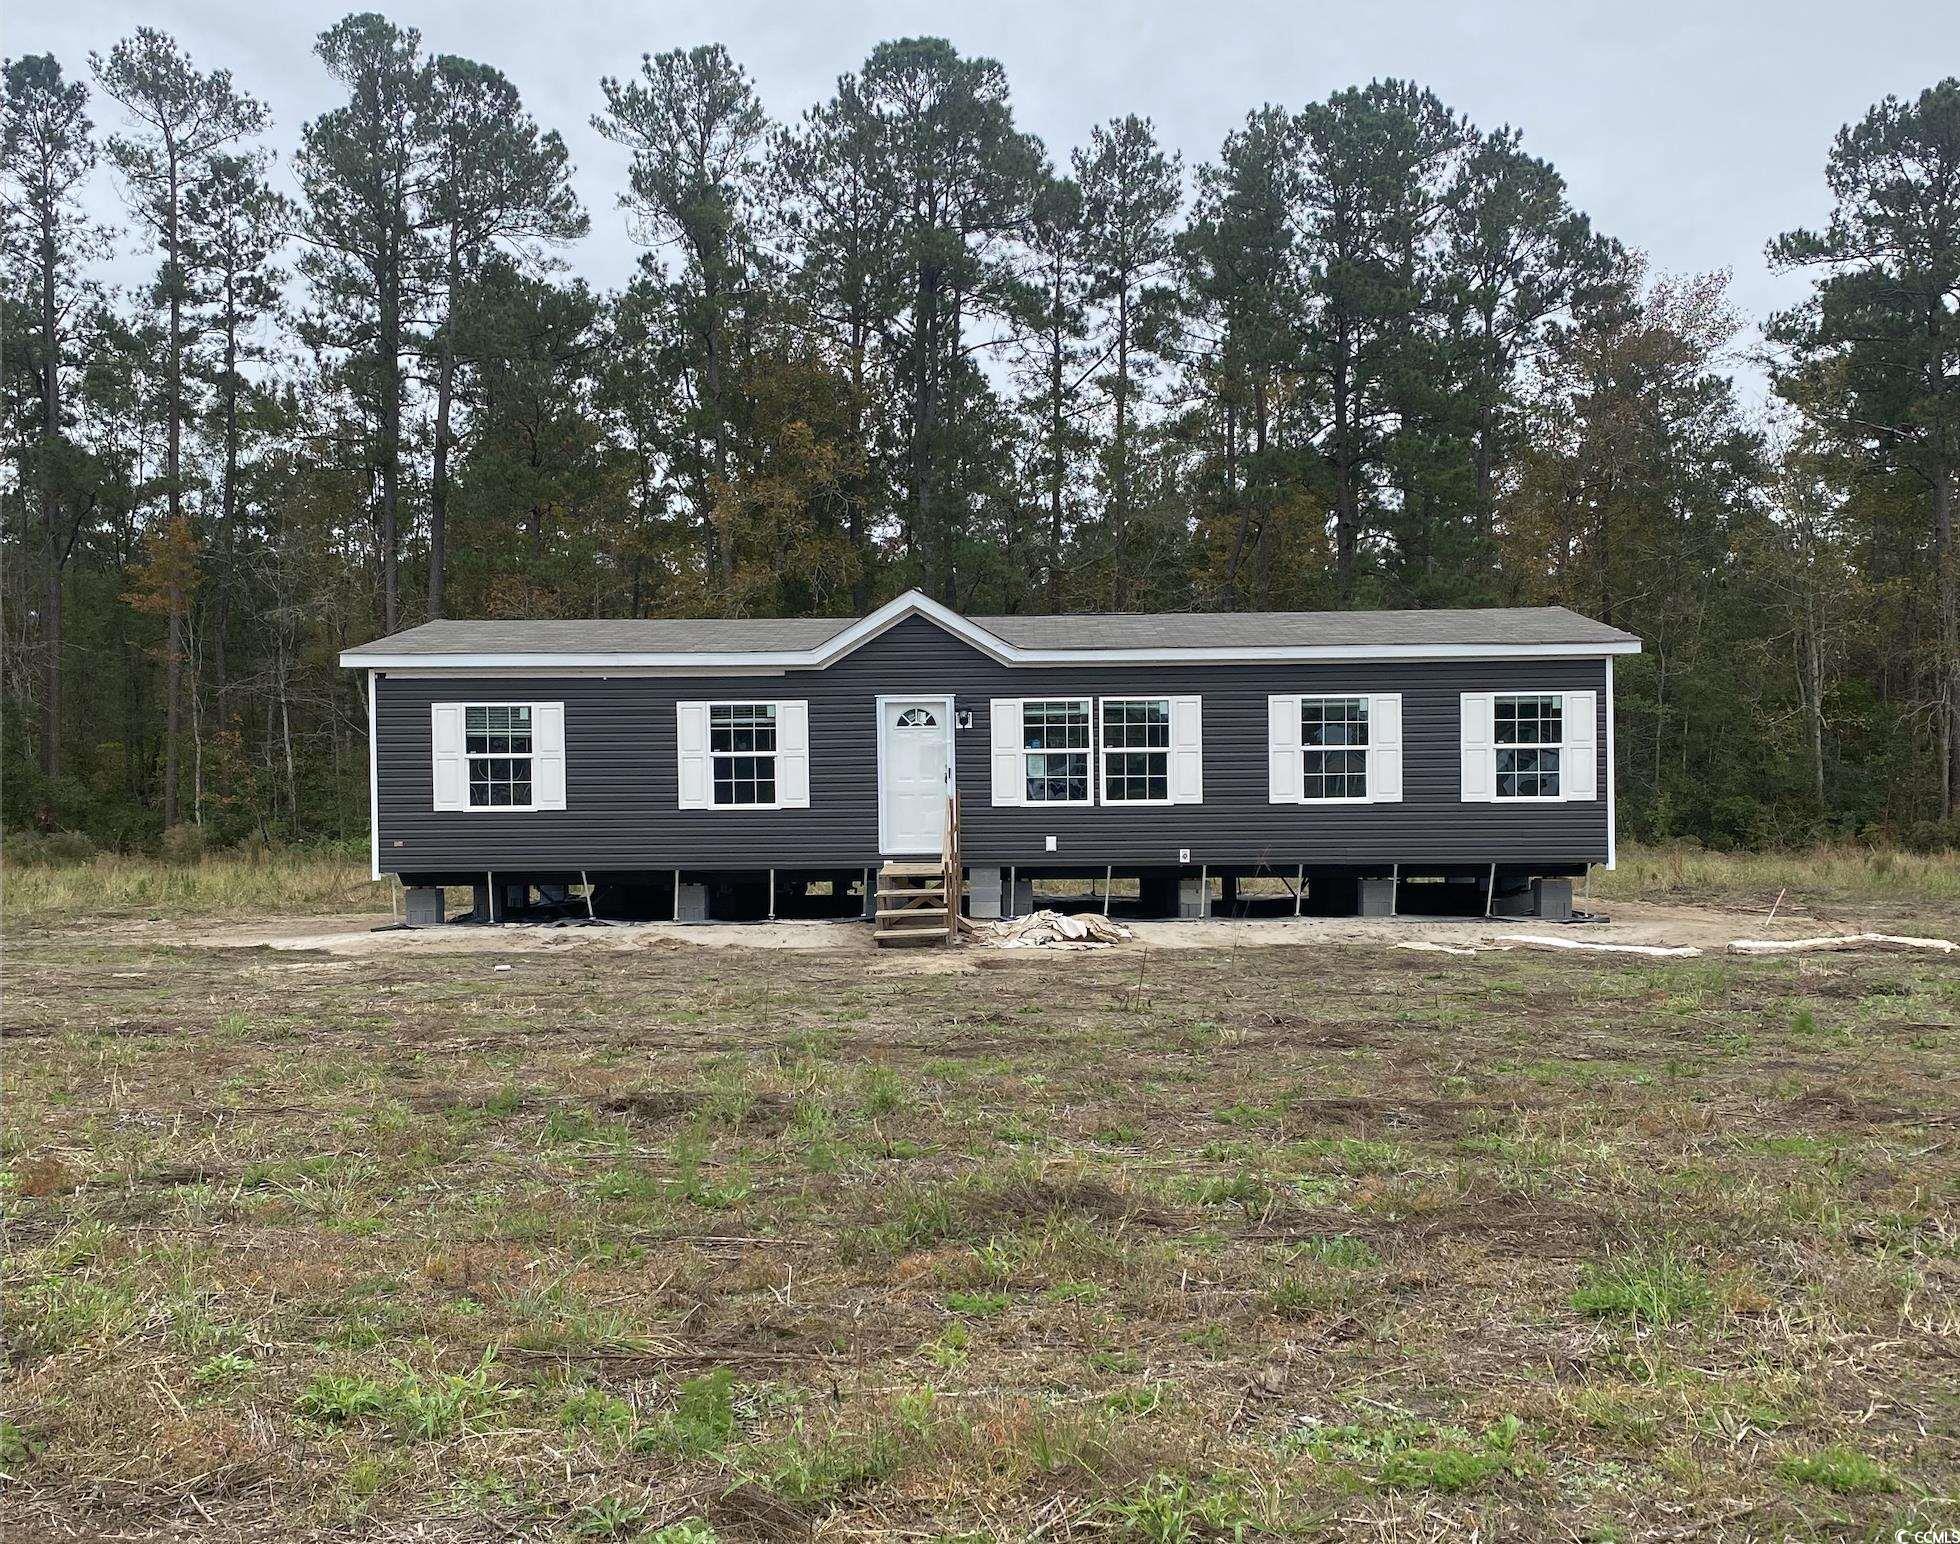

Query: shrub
159;823;207;863
4;829;97;866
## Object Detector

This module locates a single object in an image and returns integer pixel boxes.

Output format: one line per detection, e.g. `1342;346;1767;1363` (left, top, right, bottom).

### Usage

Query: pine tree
423;54;585;619
1770;78;1960;820
295;12;436;638
1015;173;1094;607
1076;115;1180;606
92;27;269;827
183;149;289;716
0;54;104;785
595;44;770;591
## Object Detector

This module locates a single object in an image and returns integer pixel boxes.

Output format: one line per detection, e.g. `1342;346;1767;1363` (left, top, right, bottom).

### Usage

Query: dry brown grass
2;848;375;922
3;927;1955;1539
1598;840;1960;909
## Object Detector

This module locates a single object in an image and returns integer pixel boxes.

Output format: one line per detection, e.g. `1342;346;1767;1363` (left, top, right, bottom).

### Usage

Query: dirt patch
130;893;1954;964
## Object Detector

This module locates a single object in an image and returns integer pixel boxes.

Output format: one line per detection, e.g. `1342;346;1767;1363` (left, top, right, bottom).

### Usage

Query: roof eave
340;637;1642;670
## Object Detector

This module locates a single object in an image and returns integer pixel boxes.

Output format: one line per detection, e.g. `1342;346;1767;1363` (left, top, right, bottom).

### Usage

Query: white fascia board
342;638;1643;670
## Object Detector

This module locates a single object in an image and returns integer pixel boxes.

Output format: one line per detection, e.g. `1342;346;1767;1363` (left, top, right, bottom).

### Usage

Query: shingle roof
341;597;1637;662
351;616;855;656
974;606;1632;650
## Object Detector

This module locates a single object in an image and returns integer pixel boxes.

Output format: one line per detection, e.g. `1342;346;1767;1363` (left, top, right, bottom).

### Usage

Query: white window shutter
1460;693;1493;801
777;700;810;808
1562;689;1597;800
1169;696;1204;804
1368;693;1403;803
676;703;711;810
990;700;1024;806
1268;695;1302;803
531;702;567;810
431;704;466;811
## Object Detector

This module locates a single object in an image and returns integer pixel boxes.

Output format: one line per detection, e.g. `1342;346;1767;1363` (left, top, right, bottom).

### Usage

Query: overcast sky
13;0;1956;405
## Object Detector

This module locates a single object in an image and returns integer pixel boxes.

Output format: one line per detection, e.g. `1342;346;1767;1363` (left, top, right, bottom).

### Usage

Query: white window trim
1018;697;1097;807
1270;693;1400;806
443;701;550;814
875;694;956;855
1097;696;1175;807
1490;691;1569;803
705;699;789;812
1296;694;1374;805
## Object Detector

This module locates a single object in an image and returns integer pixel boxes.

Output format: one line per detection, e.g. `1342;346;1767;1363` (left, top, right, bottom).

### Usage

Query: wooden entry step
873;792;969;949
874;860;959;947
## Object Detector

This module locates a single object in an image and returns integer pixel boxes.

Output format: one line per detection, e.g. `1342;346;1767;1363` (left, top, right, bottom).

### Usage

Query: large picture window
1301;696;1369;801
1101;698;1170;802
711;702;778;806
1022;699;1092;803
466;704;534;807
1494;694;1562;798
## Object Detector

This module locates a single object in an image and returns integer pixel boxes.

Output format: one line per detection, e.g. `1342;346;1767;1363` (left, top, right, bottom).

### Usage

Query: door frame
875;693;957;855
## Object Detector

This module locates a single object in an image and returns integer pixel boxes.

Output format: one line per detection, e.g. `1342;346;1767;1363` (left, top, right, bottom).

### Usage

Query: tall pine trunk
215;273;241;717
1936;462;1957;819
429;239;459;619
1111;284;1130;608
161;137;185;829
378;245;401;634
37;192;62;783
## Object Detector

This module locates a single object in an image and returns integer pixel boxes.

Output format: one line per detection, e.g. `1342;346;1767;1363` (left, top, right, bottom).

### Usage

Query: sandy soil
65;892;1953;964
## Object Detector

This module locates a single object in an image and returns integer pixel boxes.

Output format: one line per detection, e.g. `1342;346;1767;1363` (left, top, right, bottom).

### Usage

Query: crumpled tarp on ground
985;909;1137;949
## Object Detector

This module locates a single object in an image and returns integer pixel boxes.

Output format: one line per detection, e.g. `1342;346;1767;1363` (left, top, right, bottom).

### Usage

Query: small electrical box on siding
1178;848;1191;864
1045;835;1057;852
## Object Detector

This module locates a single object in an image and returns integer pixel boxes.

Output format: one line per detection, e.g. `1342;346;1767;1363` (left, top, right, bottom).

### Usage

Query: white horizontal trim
341;590;1641;671
378;665;791;680
346;638;1639;671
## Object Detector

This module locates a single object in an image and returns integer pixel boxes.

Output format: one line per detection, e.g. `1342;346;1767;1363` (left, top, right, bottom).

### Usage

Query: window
895;706;938;728
1101;698;1170;802
711;702;777;806
1301;696;1369;801
1494;694;1561;798
466;704;533;807
1022;699;1091;803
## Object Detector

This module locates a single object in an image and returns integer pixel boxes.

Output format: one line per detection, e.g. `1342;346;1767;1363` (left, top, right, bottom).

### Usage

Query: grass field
4;921;1956;1538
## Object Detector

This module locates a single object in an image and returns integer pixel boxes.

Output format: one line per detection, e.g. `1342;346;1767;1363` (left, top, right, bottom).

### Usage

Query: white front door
879;697;953;854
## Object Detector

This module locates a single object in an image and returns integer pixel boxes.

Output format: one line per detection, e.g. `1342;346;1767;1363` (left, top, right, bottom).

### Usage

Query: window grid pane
1493;695;1563;797
1301;697;1368;799
711;703;779;805
1025;700;1091;802
465;704;534;806
466;703;532;756
1102;699;1171;802
1496;747;1562;799
1494;695;1561;747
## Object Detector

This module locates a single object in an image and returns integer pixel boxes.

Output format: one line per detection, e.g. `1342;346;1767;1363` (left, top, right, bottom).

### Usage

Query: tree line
3;19;1956;852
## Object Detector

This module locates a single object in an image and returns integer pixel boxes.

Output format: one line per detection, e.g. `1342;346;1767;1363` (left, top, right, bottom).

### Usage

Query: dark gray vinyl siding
372;614;1611;874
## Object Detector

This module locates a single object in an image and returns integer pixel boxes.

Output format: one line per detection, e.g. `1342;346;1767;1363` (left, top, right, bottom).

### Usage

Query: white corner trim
1605;657;1617;871
367;670;381;881
339;588;1645;672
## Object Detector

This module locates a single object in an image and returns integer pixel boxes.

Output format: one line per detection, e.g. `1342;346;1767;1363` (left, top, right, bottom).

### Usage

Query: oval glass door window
896;707;938;728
